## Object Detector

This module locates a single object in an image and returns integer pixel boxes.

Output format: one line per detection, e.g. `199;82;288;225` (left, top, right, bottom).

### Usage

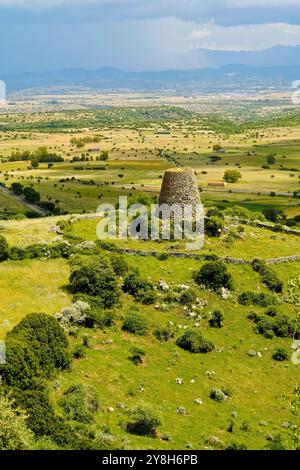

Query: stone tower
158;167;200;210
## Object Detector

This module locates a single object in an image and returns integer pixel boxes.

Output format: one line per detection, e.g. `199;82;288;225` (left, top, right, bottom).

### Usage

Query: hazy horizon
1;1;300;74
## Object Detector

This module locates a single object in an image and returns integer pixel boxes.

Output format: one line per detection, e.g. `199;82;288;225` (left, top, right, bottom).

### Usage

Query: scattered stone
102;339;113;345
194;398;203;405
177;406;187;415
107;407;115;413
205;370;216;379
176;378;184;385
221;287;231;300
231;411;238;418
116;402;127;409
158;279;170;292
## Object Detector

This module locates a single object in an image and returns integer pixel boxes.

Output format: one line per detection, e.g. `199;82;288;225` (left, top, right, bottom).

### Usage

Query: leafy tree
263;208;286;223
0;235;9;261
266;153;276;165
100;150;109;161
23;187;41;204
10;182;23;195
70;260;120;309
223;170;241;183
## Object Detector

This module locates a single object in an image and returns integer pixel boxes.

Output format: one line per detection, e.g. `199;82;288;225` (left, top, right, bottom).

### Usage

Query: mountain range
2;46;300;94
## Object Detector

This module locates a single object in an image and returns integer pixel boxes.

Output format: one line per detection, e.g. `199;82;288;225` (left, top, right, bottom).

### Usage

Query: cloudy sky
0;0;300;73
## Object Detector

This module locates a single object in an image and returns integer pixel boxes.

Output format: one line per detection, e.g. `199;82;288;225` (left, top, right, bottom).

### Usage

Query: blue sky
1;0;300;73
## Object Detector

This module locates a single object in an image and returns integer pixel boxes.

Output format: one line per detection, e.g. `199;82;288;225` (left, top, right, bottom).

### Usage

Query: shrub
176;329;214;354
179;289;197;306
195;261;233;291
126;403;161;437
85;309;115;329
122;312;148;336
11;387;90;449
209;310;224;328
2;313;71;389
73;345;86;359
272;348;288;362
59;385;99;424
135;289;157;305
154;325;174;342
69;260;120;309
0;235;9;262
250;312;297;339
252;259;283;293
206;216;225;237
123;270;156;304
0;393;35;450
110;254;128;277
255;316;275;339
129;347;145;365
238;291;274;307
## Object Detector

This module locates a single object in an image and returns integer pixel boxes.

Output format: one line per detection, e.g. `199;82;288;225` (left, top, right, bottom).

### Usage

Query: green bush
154;325;174;342
238;291;274;307
59;385;99;424
250;312;298;339
195;261;233;291
73;345;86;359
0;235;9;262
206;216;224;237
209;310;224;328
123;270;156;304
176;329;214;354
224;170;241;183
126;403;161;437
122;312;148;336
69;260;120;309
179;289;197;306
11;387;91;449
272;348;289;361
85;309;115;329
110;254;128;277
129;347;145;365
2;313;71;389
252;259;283;293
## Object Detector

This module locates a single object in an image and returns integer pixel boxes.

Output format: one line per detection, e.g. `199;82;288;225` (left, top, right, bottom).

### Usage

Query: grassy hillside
0;215;299;450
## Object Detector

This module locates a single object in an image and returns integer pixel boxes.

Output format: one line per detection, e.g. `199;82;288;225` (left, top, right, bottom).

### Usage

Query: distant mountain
2;52;300;95
190;45;300;68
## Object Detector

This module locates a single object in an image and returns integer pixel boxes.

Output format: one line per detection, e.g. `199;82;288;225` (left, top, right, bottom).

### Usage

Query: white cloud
191;28;211;39
190;22;300;51
227;0;300;7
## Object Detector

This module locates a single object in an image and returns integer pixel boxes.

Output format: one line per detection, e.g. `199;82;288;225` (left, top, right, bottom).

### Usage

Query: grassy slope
0;215;300;449
53;254;300;450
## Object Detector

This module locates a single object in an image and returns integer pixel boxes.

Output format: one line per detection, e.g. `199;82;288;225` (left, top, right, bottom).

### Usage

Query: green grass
0;258;71;339
70;217;300;261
